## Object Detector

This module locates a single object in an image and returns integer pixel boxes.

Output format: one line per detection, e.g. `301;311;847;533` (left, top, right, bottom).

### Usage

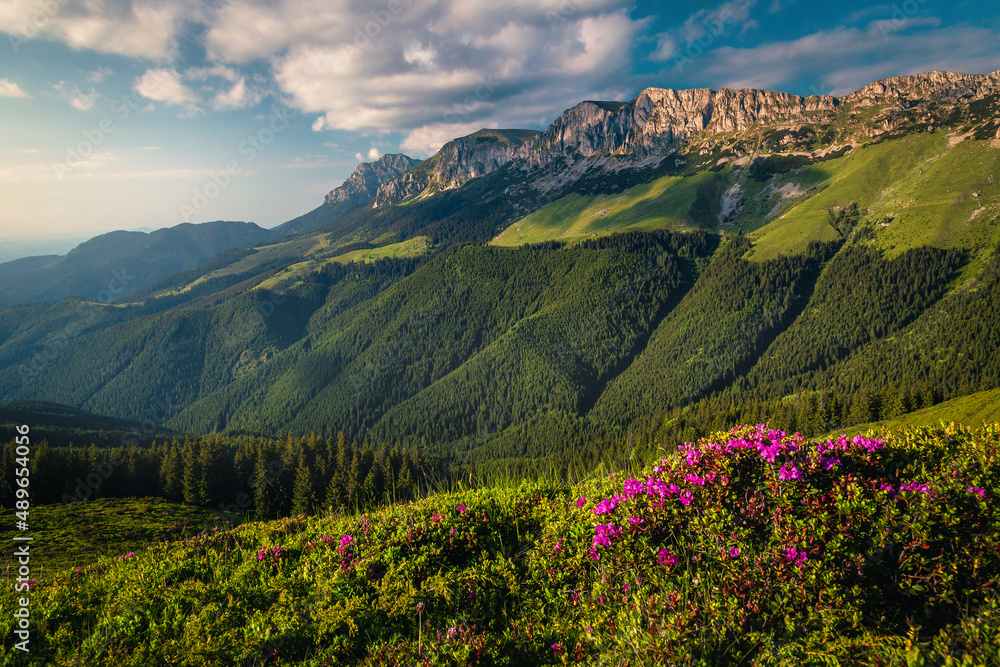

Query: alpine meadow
2;8;1000;664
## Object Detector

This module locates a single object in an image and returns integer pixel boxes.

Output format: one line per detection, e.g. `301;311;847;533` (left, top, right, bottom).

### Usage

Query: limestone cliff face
516;88;839;169
844;70;1000;107
327;69;1000;208
373;129;539;206
513;70;999;170
324;154;420;206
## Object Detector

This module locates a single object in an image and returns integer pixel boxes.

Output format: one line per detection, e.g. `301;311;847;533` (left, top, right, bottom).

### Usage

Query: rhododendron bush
3;423;998;665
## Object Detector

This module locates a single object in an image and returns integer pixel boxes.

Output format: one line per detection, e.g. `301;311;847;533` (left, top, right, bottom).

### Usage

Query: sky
0;0;999;243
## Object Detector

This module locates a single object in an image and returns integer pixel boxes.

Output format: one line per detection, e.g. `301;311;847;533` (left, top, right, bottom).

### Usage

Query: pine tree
291;451;314;515
253;442;276;519
181;436;200;505
346;450;361;510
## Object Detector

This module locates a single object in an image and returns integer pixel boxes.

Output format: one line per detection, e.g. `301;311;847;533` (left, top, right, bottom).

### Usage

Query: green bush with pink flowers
2;422;999;665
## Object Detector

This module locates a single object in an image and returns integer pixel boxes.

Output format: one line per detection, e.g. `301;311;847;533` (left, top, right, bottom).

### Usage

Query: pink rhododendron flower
593;523;622;548
778;463;802;481
657;548;677;567
899;482;931;494
785;547;808;567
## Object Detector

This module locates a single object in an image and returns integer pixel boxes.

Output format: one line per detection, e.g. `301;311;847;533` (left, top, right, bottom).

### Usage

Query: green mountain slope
0;221;273;308
1;72;999;470
168;233;712;439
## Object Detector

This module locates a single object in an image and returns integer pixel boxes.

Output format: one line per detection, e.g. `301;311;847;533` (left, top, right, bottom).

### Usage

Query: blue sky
0;0;998;240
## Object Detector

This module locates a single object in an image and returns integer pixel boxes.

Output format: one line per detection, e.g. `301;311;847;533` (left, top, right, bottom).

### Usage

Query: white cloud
134;68;197;106
651;1;758;66
352;146;382;162
262;2;642;145
212;78;248;109
285;156;335;169
53;81;99;110
0;78;31;99
650;34;677;62
400;120;492;157
681;1;757;45
0;0;197;60
86;67;114;83
690;21;1000;96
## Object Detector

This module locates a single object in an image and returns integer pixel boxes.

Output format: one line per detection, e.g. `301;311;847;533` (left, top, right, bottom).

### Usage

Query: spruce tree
181;436;200;505
291;451;314;515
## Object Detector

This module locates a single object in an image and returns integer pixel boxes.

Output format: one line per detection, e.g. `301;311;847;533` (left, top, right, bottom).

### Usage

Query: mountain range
1;69;998;471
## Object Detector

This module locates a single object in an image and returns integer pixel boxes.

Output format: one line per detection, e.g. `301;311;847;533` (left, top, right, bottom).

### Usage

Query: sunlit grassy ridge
4;423;998;666
257;237;431;290
490;171;716;246
829;388;1000;437
490;133;1000;265
750;133;1000;261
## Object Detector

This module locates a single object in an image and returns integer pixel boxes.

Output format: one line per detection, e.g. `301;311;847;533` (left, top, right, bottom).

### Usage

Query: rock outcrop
324;154;421;206
373;129;539;206
328;69;1000;208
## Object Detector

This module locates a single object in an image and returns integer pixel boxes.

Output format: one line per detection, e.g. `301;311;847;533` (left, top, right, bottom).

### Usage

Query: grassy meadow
3;422;998;666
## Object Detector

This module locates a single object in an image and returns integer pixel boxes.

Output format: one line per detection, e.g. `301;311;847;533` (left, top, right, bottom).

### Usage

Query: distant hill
0;220;273;308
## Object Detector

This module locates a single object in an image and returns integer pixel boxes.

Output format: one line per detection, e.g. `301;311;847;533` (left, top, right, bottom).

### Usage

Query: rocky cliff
324;154;421;206
332;70;1000;208
373;129;539;206
515;70;1000;171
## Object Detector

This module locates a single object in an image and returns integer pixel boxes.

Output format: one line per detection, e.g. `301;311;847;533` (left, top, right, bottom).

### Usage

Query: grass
256;237;431;289
826;388;1000;438
749;132;1000;261
490;171;717;246
4;423;998;665
491;132;999;262
0;497;231;574
327;236;431;265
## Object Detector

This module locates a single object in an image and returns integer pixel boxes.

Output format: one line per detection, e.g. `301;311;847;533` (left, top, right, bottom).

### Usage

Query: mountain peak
372;128;541;206
324;153;420;206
